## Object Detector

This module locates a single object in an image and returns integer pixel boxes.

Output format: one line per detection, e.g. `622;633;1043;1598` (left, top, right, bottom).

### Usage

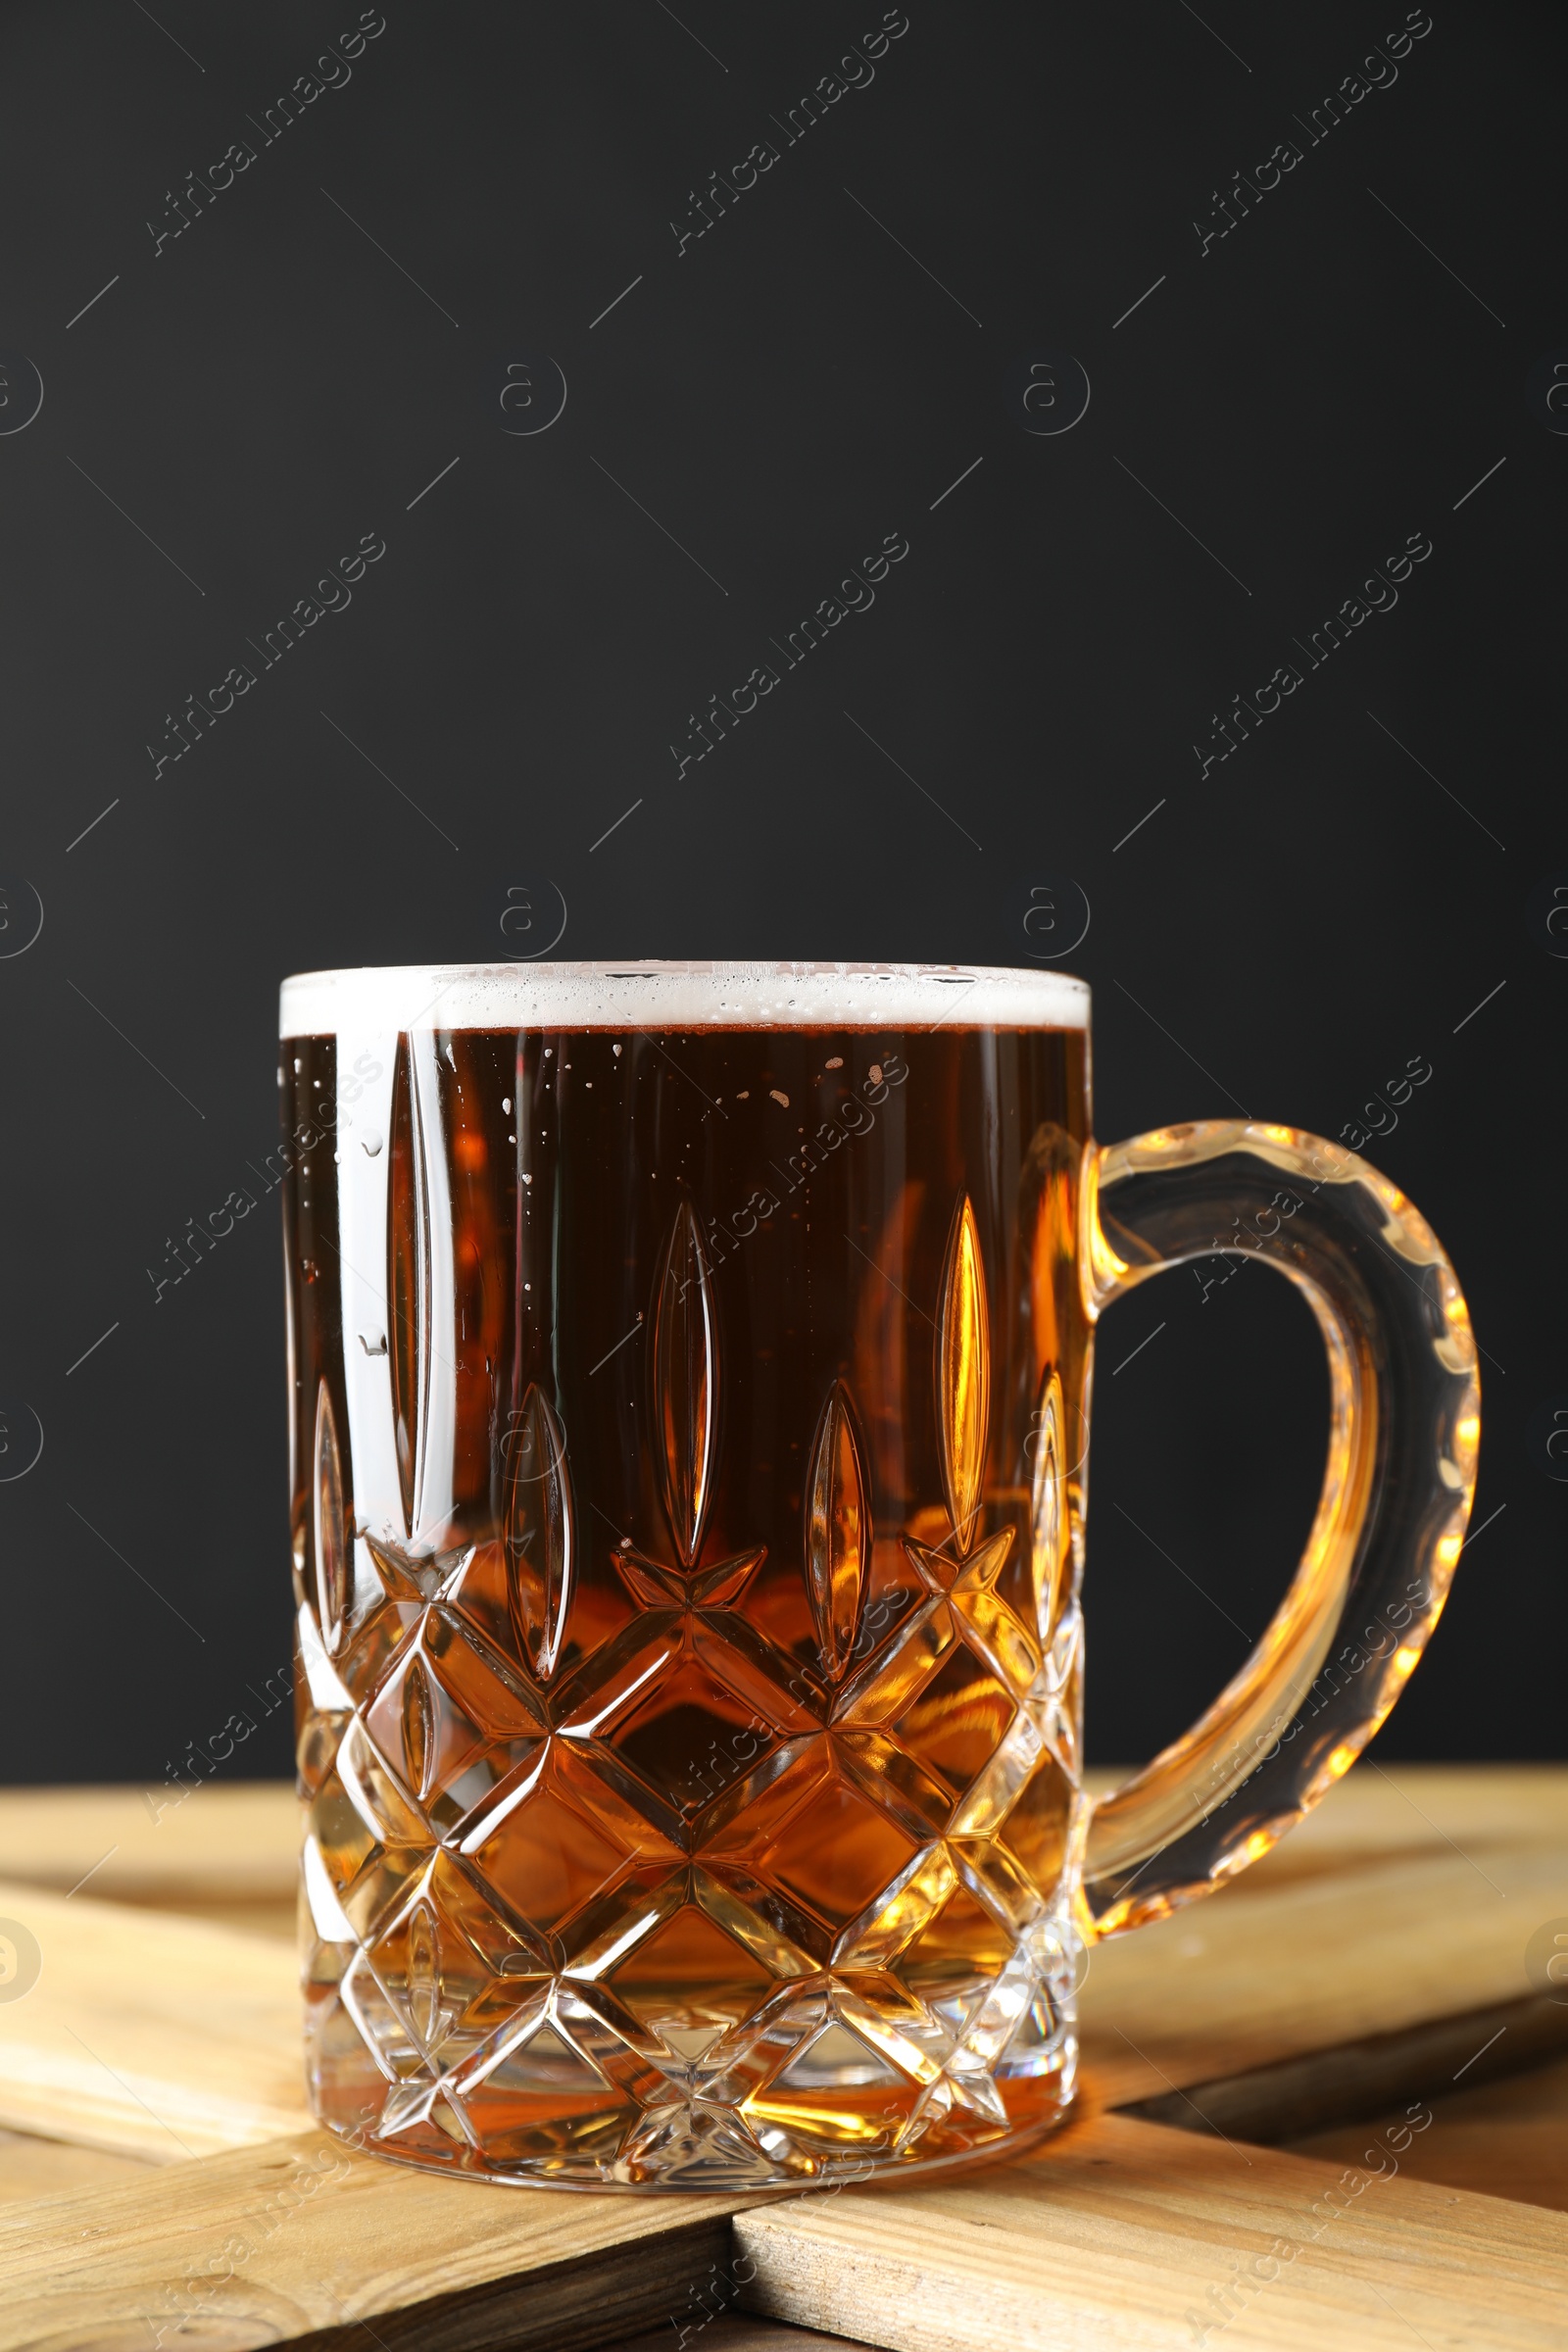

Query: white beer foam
279;960;1089;1037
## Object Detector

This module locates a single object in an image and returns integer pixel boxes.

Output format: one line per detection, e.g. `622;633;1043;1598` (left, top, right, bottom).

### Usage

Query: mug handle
1078;1119;1479;1936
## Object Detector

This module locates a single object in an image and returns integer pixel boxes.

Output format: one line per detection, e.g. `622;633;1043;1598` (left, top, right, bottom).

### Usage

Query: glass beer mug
281;962;1477;2189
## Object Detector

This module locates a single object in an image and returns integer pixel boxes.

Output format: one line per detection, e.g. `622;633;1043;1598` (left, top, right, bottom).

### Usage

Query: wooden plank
0;1785;297;1938
0;2130;151;2205
1287;2052;1568;2216
735;2109;1568;2352
0;2127;749;2352
1;2115;1561;2352
148;1897;297;1942
1079;1806;1568;2107
1215;1763;1568;1893
0;1881;311;2160
1124;1992;1568;2145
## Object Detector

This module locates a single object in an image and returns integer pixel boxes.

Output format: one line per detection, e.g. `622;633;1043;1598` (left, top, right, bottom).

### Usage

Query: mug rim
278;959;1091;1036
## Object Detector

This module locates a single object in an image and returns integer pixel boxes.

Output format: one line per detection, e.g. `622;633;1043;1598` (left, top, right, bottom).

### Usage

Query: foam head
278;960;1090;1036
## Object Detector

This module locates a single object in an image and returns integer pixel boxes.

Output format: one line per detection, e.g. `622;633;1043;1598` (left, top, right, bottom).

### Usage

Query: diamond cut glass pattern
501;1384;574;1681
805;1381;869;1681
289;1025;1091;2186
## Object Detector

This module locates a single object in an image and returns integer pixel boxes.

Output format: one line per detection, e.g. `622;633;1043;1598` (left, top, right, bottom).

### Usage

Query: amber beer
285;963;1089;2180
282;960;1476;2189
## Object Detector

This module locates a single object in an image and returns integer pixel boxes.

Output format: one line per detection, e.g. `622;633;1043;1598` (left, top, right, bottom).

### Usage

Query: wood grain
0;1784;297;1939
0;2129;151;2204
1079;1766;1568;2107
0;2126;749;2352
735;2108;1568;2352
1287;2051;1568;2216
1220;1764;1568;1893
0;1879;310;2160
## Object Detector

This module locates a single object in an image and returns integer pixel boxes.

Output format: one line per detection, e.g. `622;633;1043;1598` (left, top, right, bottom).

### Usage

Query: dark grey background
1;0;1561;1788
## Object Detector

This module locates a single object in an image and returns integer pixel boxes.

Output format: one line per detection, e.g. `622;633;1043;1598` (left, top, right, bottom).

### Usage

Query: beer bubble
1003;350;1091;437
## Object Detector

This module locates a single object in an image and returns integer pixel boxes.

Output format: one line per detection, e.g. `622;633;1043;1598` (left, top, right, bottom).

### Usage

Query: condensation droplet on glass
361;1131;383;1156
612;1043;622;1056
293;1056;302;1074
825;1056;843;1069
503;1097;512;1113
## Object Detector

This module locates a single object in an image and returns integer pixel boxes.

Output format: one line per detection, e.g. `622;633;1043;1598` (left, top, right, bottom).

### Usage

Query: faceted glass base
306;1950;1078;2190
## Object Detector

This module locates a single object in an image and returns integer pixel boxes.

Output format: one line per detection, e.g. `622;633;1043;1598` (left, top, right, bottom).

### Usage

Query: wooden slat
0;1785;297;1939
2;2114;1564;2352
1287;2052;1568;2216
0;2127;746;2352
735;2109;1568;2352
1079;1783;1568;2107
0;1881;311;2160
1211;1764;1568;1892
1125;1992;1568;2144
0;2130;151;2204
